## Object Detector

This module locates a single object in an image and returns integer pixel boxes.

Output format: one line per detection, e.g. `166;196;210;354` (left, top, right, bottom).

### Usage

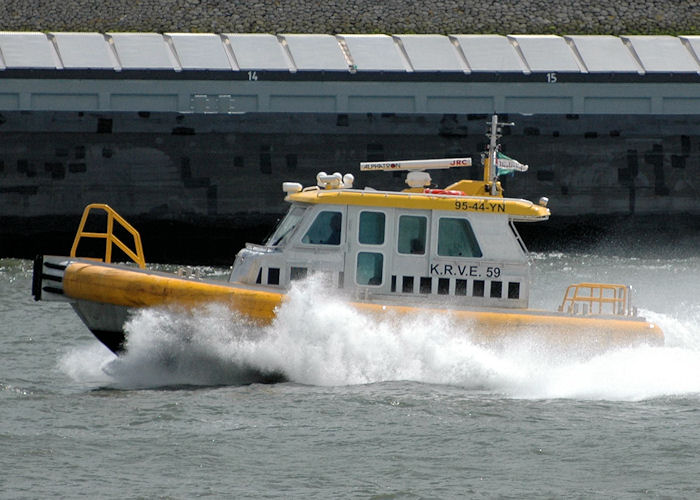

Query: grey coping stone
508;35;581;72
224;34;290;71
624;35;699;73
339;34;406;72
566;35;640;73
281;34;349;71
679;36;700;71
109;33;174;70
394;34;464;72
451;34;525;72
167;33;231;70
3;31;698;76
51;32;115;69
0;32;56;69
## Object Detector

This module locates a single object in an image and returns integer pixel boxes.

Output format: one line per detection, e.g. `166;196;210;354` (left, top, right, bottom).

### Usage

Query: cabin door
345;206;393;294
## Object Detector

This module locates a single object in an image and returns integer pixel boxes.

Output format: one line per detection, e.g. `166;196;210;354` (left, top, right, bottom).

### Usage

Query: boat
32;115;663;355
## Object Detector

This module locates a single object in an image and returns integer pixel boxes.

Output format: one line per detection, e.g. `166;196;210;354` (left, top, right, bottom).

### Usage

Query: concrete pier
0;31;698;261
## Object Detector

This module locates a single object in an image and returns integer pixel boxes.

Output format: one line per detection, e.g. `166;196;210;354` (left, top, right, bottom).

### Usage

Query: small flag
496;152;528;176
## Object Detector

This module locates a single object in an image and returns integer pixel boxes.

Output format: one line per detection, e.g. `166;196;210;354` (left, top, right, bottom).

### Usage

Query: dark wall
1;111;698;262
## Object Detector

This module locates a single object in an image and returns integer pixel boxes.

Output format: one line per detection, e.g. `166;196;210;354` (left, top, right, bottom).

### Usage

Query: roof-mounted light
282;182;303;194
316;172;354;189
317;171;342;188
342;173;354;188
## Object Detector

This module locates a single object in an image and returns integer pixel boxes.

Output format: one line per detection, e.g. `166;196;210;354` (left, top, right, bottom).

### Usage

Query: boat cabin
230;154;550;311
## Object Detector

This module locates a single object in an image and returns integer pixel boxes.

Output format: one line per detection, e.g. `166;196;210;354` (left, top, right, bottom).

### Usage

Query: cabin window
267;267;280;285
437;218;482;258
398;215;427;254
302;211;342;245
267;206;307;246
356;252;383;285
359;211;385;245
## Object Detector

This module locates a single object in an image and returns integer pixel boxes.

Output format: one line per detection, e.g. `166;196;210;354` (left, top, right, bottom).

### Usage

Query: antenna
360;157;471;172
484;115;514;195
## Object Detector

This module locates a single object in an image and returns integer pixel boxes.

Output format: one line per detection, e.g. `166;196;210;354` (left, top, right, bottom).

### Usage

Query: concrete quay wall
0;0;698;35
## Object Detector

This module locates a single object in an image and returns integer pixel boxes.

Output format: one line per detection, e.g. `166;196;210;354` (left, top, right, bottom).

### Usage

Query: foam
58;275;700;400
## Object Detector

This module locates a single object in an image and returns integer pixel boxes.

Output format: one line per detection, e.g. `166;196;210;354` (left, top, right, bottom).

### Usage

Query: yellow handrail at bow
70;203;146;269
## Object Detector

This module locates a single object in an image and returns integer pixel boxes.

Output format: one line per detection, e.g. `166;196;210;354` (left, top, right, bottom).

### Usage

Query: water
2;250;700;498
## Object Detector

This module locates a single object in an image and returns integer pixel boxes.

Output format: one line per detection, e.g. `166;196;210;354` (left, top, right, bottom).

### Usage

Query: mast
484;114;514;195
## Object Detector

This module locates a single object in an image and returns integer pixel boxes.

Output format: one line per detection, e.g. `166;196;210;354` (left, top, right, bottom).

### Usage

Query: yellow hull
61;261;663;352
64;262;283;322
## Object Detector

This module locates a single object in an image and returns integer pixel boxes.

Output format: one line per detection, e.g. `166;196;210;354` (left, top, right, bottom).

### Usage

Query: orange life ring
423;188;465;196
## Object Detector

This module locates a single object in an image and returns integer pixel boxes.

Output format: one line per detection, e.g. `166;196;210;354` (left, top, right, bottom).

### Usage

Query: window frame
355;251;384;286
300;209;344;246
358;210;386;246
266;205;308;247
397;214;428;255
436;216;483;258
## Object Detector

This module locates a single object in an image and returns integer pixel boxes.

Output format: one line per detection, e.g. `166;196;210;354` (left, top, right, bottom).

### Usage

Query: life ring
423;188;465;196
